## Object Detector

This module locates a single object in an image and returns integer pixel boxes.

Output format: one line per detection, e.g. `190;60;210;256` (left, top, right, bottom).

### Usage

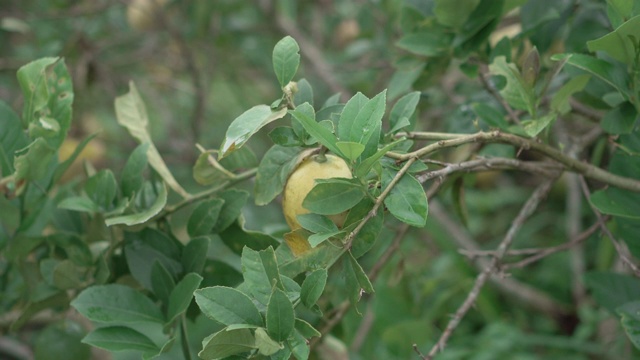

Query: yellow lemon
282;153;352;255
127;0;167;31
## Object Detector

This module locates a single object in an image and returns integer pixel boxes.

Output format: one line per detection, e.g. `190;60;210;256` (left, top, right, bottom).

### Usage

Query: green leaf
254;145;302;206
472;102;509;130
14;137;56;182
241;246;284;306
308;231;342;248
289;103;342;156
124;229;183;290
82;326;160;354
187;198;225;237
336;141;365;161
348;251;374;294
396;30;454;57
0;101;28;175
84;169;117;210
602;102;638;134
192;150;233;186
182;237;210;274
198;327;256;360
587;15;640;65
58;196;99;213
300;269;327;308
115;82;190;198
17;57;58;125
267;288;295;342
337;90;386;159
294;319;321;338
34;320;91;360
269;126;304;147
521;113;557;137
553;53;630;99
288;330;310;360
273;36;301;88
344;198;384;258
151;261;175;306
617;301;640;350
212;189;250;233
303;178;364;215
488;56;536;114
434;0;481;28
296;214;339;234
105;182;168;226
52;259;84;290
389;91;421;133
382;168;428;227
355;138;405;179
220;105;288;158
294;78;314;107
584;271;640;313
219;222;280;254
550;74;591;115
120;143;149;198
278;243;344;278
255;327;284;356
194;286;263;326
167;273;203;324
590;187;640;219
388;62;426;101
71;284;164;324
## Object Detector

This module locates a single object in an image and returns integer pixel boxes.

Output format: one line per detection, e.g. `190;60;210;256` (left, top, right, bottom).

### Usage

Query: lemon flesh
283;154;352;230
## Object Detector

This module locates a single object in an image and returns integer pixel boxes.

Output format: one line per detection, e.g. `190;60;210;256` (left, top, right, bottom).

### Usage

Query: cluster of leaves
3;1;640;360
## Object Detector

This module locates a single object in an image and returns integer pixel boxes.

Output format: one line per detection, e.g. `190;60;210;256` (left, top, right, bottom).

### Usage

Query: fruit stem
314;147;328;163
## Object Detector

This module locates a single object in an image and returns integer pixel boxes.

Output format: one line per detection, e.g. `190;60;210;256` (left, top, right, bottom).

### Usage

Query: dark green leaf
300;269;328;308
296;214;338;234
550;74;591;115
220;105;288;158
601;102;638;134
182;236;210;274
105;182;168;226
120;143;149;198
58;196;99;213
590;187;640;219
584;271;640;313
294;318;321;338
34;320;90;360
273;36;301;88
355;139;405;179
84;169;117;210
212;189;250;233
167;273;203;324
192;150;233;186
124;229;183;290
241;246;283;306
337;90;386;159
187;198;225;237
294;78;314;107
254;145;301;206
521;113;557;137
303;178;364;215
587;15;640;65
0;101;27;175
553;53;630;99
617;301;640;350
396;30;454;57
344;198;384;258
382;168;428;227
52;259;84;290
267;288;295;342
269;126;304;147
82;326;160;354
151;261;175;304
348;251;374;294
289;103;343;156
71;284;164;324
434;0;480;28
472;102;509;130
194;286;263;326
489;56;535;114
288;330;310;360
389;91;420;133
198;327;256;360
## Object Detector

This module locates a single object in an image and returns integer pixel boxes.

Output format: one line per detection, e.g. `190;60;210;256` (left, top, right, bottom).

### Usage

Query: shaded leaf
198;327;256;360
82;326;160;354
300;269;327;308
254;145;301;206
194;286;263;326
303;178;364;215
187;198;225;237
382;168;428;227
267;288;295;342
167;273;203;324
71;284;164;324
290;103;343;156
106;182;167;226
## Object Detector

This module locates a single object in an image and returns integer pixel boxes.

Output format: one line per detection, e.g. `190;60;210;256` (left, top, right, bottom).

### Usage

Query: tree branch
419;178;557;359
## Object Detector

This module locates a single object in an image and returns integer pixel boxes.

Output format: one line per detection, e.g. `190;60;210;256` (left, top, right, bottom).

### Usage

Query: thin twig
503;221;603;270
388;131;640;192
579;177;640;277
420;179;557;359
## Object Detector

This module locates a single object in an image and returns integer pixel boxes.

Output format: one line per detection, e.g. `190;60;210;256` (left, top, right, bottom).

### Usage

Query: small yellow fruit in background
282;153;352;255
127;0;167;31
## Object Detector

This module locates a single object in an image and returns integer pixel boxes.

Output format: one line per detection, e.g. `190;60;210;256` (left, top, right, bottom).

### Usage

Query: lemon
283;153;352;230
127;0;167;31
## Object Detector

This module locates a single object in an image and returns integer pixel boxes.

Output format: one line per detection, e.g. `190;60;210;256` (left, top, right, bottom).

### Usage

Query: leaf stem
180;314;193;360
